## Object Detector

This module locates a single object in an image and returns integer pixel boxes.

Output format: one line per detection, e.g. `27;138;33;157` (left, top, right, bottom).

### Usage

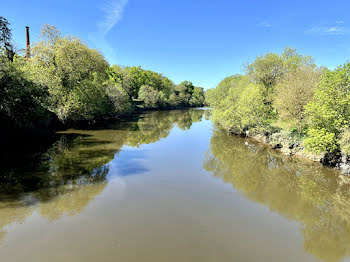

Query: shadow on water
0;108;206;243
203;129;350;262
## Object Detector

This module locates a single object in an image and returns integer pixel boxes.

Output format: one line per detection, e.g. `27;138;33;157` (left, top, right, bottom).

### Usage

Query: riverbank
242;130;350;175
215;121;350;175
0;106;205;140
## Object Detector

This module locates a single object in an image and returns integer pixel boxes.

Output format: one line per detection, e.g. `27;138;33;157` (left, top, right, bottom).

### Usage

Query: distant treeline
206;47;350;157
0;17;205;130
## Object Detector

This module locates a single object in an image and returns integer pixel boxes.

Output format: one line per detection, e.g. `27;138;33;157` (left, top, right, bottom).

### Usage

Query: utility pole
26;26;30;58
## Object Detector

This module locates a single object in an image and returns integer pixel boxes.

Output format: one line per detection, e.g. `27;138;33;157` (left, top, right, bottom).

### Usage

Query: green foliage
305;63;350;153
107;64;204;108
22;25;114;122
107;65;133;97
0;16;14;61
304;128;338;153
208;47;350;156
205;74;241;108
0;18;204;129
181;80;195;94
168;93;181;107
189;87;205;106
281;47;315;72
157;91;168;108
208;75;269;133
105;81;132;114
247;52;284;92
108;65;176;99
339;128;350;156
273;66;320;135
138;85;159;108
0;53;51;128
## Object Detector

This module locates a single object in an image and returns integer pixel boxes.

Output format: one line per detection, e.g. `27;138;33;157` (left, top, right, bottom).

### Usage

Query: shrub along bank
206;47;350;174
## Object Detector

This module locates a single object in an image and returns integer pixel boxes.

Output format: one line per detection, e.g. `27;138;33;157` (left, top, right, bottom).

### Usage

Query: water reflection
203;129;350;262
0;109;205;243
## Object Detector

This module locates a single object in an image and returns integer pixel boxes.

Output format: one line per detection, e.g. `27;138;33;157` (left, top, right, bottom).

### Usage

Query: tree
246;47;315;99
24;25;112;121
339;128;350;156
138;85;159;108
281;47;315;72
304;63;350;153
127;66;147;98
105;81;132;113
208;75;269;133
40;24;62;45
246;53;284;93
158;91;168;108
168;93;181;107
0;16;14;61
235;82;268;132
181;80;195;94
189;86;205;106
175;84;191;105
206;74;241;108
274;66;320;136
0;54;51;128
107;65;133;98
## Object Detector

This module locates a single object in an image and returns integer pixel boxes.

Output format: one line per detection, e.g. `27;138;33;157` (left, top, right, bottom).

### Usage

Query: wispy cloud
98;0;129;35
306;24;348;36
257;21;272;27
89;0;129;64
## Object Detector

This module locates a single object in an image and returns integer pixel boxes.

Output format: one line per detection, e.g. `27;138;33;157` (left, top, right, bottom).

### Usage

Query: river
0;108;349;262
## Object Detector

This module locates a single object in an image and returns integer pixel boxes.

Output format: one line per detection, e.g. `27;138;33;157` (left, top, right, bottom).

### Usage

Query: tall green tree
189;86;205;106
25;25;115;121
273;66;320;135
0;54;50;128
305;63;350;153
0;16;14;61
138;85;159;108
246;53;284;93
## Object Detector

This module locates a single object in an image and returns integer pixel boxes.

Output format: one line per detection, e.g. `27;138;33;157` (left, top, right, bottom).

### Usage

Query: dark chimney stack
26;26;30;58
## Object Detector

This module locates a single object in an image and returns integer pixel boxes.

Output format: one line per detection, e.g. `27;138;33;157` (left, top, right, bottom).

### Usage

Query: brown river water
0;108;349;262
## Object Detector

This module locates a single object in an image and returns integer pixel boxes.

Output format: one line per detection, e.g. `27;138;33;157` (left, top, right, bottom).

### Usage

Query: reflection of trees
0;133;114;198
38;181;107;221
0;108;204;200
0;108;205;243
0;204;34;244
203;130;350;262
203;109;212;120
0;132;113;244
127;109;204;147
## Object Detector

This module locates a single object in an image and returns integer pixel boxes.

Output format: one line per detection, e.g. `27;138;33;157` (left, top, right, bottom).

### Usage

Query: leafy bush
138;85;159;108
305;63;350;153
208;75;270;134
273;66;319;136
339;128;350;156
0;54;51;128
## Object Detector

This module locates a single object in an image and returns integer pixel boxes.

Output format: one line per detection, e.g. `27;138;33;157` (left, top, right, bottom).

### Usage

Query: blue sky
3;0;350;89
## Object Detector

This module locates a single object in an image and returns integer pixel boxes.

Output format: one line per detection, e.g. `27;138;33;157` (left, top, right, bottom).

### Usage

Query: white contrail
89;0;129;63
98;0;129;35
